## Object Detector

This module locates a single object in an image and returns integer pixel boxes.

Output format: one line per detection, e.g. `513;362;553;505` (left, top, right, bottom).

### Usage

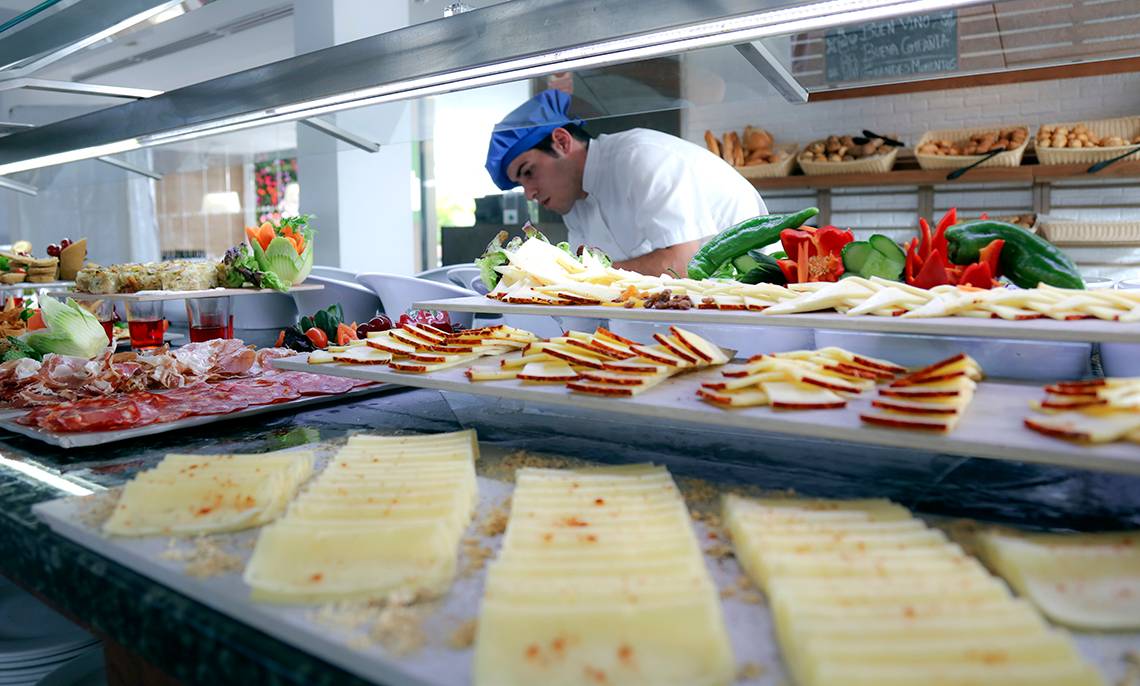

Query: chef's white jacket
562;128;768;262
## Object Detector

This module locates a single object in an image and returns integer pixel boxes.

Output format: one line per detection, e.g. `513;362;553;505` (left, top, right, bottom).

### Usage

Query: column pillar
294;0;416;274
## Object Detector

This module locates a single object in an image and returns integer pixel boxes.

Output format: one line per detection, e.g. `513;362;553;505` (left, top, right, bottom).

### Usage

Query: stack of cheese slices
724;495;1106;686
1024;377;1140;444
979;529;1140;631
244;430;478;602
466;325;729;397
473;464;734;686
860;353;983;432
698;347;905;409
309;323;538;371
103;450;314;536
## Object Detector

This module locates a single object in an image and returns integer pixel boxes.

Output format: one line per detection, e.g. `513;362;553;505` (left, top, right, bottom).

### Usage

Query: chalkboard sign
825;10;958;83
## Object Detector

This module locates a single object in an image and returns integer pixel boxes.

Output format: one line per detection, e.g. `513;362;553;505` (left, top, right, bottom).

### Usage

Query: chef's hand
614;240;702;277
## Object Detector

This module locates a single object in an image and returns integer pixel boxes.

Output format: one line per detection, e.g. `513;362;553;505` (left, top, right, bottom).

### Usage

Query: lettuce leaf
24;297;109;359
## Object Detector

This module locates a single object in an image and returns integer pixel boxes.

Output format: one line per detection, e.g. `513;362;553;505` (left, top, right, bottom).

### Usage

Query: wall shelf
747;160;1140;190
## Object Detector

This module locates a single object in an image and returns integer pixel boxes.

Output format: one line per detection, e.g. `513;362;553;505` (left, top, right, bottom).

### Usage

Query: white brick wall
680;49;1140;278
682;50;1140;158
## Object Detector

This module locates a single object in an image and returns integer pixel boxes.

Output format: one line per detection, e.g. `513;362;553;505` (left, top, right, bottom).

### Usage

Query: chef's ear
549;127;575;156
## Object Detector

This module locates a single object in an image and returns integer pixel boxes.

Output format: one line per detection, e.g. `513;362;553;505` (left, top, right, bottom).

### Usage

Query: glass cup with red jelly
124;300;165;350
185;296;231;342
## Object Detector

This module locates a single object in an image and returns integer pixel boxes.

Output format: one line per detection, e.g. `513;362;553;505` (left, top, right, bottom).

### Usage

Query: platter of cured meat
0;339;390;448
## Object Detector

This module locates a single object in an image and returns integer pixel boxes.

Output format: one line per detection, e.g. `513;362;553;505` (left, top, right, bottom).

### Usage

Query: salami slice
213;378;301;406
38;397;145;433
268;370;370;396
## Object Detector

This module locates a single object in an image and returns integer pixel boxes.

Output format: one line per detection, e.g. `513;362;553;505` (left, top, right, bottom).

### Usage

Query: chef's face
507;129;584;215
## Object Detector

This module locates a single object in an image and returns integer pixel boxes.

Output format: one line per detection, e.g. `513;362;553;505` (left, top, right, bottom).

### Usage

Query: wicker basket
915;124;1030;170
798;144;899;176
1038;220;1140;246
1035;115;1140;166
736;143;799;179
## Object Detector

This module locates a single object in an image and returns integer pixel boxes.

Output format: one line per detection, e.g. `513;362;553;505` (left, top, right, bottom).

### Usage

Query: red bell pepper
957;261;994;289
904;208;1002;289
978;238;1004;279
775;225;855;283
911;249;951;289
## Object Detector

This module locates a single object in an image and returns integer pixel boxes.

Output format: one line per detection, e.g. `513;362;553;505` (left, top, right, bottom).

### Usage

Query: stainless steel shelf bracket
299;118;382;153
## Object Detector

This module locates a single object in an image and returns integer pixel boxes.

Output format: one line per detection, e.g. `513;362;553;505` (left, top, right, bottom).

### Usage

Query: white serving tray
31;444;1138;686
50;284;322;303
30;447;786;686
0;280;74;292
273;355;1140;476
413;296;1140;344
0;384;392;449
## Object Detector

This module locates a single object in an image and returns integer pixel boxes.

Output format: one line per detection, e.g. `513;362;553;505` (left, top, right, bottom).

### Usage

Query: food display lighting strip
0;456;95;496
0;0;987;175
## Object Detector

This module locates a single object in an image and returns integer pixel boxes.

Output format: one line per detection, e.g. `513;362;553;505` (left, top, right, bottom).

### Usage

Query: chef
485;89;767;276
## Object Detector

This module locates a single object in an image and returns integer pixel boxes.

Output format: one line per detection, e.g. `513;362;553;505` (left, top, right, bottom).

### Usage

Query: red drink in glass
128;319;165;349
100;320;114;342
189;322;228;342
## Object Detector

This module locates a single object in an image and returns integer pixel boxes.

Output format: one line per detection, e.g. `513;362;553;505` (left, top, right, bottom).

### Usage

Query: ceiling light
201;190;241;215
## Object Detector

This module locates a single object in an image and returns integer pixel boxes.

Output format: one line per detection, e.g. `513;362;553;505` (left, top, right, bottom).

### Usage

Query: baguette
703;130;721;157
720;132;735;164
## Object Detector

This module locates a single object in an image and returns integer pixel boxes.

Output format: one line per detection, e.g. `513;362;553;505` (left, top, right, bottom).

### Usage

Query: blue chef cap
485;89;584;191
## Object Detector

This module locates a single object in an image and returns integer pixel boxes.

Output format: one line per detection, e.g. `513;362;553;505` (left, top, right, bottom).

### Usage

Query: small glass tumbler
93;299;117;344
185;297;232;343
124;300;166;350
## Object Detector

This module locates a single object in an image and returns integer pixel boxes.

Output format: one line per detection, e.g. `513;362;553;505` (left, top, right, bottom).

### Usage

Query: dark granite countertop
1;387;1138;686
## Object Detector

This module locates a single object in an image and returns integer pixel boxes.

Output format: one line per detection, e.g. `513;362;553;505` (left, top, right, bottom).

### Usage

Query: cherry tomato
304;327;328;349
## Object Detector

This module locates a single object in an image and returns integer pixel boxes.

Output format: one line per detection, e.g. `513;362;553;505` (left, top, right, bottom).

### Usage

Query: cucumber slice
842;241;874;273
738;250;785;285
732;253;761;273
859;248;904;280
869;234;906;265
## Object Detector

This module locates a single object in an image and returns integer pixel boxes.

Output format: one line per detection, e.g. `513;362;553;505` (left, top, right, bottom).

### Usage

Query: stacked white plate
0;579;99;686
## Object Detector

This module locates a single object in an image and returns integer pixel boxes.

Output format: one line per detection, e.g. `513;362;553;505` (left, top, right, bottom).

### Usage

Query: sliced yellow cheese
980;530;1140;630
473;464;733;686
244;430;477;602
103;450;313;536
724;495;1105;686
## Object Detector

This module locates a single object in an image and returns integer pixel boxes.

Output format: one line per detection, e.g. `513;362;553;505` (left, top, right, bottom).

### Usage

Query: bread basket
798;144;899;176
736;143;799;179
1035;115;1140;166
915;124;1029;170
1038;219;1140;246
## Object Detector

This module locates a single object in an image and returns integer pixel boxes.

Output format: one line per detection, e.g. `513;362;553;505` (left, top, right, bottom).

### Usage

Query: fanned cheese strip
243;430;478;603
700;347;900;411
979;530;1140;631
1025;377;1140;444
103;450;314;536
474;464;733;686
860;354;982;433
724;495;1105;686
